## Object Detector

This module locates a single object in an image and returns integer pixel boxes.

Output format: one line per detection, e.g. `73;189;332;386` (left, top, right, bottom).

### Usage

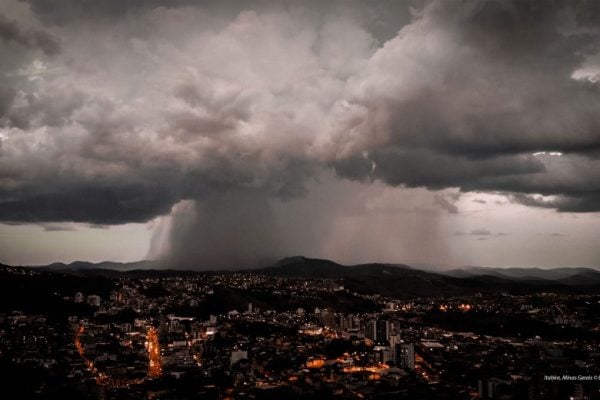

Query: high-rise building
364;318;391;343
373;345;393;363
478;378;507;399
389;332;401;362
376;319;391;343
339;314;356;331
365;319;377;341
398;344;415;370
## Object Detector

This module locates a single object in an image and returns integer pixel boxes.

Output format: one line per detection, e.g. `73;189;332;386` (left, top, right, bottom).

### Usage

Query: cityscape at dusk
1;0;600;399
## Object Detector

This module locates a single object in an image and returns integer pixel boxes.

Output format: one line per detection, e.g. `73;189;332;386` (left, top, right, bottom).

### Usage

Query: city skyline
3;256;600;399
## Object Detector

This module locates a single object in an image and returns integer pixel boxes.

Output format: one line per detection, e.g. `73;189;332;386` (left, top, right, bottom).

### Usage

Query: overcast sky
0;0;599;269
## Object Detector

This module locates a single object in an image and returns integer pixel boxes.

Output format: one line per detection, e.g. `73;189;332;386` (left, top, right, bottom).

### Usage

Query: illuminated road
146;326;162;378
74;325;109;385
75;324;156;386
415;351;439;383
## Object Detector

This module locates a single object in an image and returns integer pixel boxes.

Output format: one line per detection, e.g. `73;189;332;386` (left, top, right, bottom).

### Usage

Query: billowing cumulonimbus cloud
0;1;382;225
0;0;599;267
328;1;600;212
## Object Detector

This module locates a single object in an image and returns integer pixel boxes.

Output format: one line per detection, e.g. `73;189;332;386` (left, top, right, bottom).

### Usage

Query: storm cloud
0;0;599;268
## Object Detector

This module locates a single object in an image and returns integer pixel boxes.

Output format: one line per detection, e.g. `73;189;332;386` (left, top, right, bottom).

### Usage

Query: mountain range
41;260;162;272
255;256;600;297
444;266;600;285
7;255;598;298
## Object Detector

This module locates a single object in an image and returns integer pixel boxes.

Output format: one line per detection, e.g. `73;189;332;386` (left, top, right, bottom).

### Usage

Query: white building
230;350;248;366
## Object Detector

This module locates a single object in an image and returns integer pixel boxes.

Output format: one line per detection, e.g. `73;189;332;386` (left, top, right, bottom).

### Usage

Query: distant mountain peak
275;256;309;265
275;256;341;268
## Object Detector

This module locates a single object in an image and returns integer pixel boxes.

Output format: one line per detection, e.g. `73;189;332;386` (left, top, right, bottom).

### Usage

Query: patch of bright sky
0;222;153;265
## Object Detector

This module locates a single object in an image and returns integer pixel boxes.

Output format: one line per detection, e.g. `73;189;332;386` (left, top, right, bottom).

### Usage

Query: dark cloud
41;223;76;232
453;229;505;238
0;13;60;122
470;229;491;236
328;0;600;211
510;192;600;213
0;184;179;224
20;0;413;37
0;13;59;55
334;150;546;190
88;224;109;230
0;84;14;118
21;0;190;25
